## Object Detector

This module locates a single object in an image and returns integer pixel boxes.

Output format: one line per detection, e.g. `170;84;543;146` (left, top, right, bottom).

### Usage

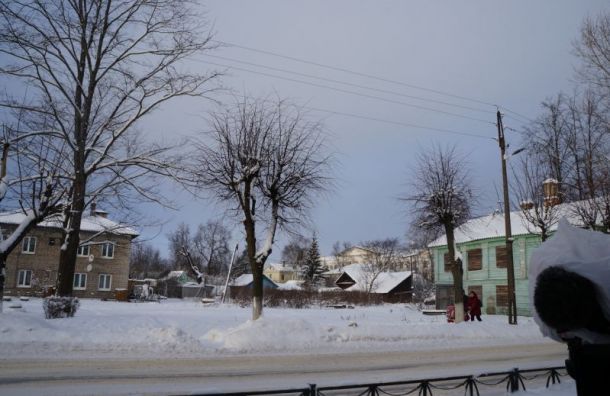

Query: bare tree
167;223;193;271
404;146;473;323
280;235;310;267
331;240;353;270
193;220;231;276
0;1;221;296
129;242;168;279
511;157;562;242
360;238;401;293
192;97;333;320
574;11;610;100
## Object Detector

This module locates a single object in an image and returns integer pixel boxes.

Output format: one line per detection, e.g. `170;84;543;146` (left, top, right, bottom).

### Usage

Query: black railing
188;366;567;396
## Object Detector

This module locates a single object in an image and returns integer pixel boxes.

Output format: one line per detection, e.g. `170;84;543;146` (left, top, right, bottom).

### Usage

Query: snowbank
0;298;553;359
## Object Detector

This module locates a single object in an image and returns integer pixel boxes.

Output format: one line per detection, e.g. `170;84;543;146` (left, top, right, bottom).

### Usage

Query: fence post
546;369;561;387
464;376;479;396
418;380;432;396
308;384;317;396
507;368;525;393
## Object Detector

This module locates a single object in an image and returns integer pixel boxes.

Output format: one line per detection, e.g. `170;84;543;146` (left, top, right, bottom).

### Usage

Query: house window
98;274;112;291
22;236;36;254
77;244;91;257
496;285;508;307
101;242;114;259
495;246;508;268
73;273;87;290
17;269;32;288
467;248;482;271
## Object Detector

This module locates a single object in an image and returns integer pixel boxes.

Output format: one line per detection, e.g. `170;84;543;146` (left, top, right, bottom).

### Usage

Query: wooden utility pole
497;110;518;325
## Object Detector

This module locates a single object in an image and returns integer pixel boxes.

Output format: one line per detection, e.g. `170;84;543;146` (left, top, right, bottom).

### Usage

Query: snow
340;263;411;293
0;211;139;236
0;298;556;359
276;280;304;290
529;219;610;344
428;204;580;247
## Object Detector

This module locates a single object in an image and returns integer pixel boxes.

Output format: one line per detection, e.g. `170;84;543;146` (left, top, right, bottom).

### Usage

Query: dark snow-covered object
529;219;610;344
43;297;80;319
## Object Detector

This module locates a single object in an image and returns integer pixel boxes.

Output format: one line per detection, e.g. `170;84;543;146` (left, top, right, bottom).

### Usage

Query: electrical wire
202;54;493;115
195;59;496;126
213;39;499;108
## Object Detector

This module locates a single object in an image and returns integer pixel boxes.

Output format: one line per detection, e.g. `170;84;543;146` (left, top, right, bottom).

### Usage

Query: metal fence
188;366;567;396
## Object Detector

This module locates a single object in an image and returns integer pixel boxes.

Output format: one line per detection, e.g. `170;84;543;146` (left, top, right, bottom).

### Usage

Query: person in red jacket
467;291;482;321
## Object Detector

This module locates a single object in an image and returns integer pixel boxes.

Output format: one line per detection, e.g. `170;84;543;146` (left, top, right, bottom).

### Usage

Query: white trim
101;242;115;259
17;269;32;288
73;273;87;290
77;244;91;257
21;236;36;254
98;274;112;291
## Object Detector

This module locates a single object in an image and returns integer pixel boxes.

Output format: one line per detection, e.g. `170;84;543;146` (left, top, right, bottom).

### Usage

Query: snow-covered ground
1;298;554;358
0;298;574;395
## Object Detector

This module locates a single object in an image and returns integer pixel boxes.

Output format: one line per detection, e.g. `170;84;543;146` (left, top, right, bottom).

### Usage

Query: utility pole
497;110;518;325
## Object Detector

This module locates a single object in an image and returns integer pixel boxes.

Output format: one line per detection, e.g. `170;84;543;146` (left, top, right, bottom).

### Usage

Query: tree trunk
243;209;262;320
0;258;5;314
57;174;86;296
445;223;464;323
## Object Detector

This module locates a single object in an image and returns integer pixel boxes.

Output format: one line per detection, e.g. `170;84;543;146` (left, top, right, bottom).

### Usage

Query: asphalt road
0;342;568;396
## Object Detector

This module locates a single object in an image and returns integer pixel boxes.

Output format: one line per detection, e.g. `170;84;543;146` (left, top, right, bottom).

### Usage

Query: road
0;342;567;395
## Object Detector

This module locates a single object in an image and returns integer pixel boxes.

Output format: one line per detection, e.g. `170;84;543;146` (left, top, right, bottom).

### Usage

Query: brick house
2;208;138;299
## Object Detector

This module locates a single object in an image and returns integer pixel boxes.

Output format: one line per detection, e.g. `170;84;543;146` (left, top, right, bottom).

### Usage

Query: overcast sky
137;0;610;259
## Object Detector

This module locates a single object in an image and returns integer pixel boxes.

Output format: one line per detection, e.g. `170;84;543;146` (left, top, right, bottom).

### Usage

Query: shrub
43;296;80;319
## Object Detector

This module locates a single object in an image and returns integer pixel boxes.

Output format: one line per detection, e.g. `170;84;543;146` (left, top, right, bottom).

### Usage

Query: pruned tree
167;223;193;272
404;145;473;323
192;97;333;320
360;238;401;293
0;0;221;297
300;235;327;288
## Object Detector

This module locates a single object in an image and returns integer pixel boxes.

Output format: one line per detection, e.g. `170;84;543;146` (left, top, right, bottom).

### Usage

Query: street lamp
497;111;518;325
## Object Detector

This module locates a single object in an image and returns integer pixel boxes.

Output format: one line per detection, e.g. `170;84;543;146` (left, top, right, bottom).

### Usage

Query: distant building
263;262;301;283
334;263;413;303
228;274;278;299
2;208;138;299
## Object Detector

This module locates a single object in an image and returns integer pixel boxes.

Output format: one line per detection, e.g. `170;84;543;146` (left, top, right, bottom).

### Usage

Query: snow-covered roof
163;271;187;280
338;264;412;294
265;262;299;271
0;211;139;237
276;280;304;290
231;274;254;286
428;204;580;248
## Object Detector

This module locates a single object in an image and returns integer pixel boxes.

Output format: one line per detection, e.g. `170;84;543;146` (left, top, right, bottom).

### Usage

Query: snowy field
0;298;576;395
0;297;556;359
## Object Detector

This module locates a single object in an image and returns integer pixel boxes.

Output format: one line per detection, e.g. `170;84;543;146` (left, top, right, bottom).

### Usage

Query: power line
202;54;493;115
213;39;499;108
302;106;493;140
195;59;496;126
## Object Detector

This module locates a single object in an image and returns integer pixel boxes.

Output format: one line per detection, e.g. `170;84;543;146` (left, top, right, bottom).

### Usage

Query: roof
0;211;139;237
230;274;278;288
338;264;412;294
428;203;580;248
276;280;304;290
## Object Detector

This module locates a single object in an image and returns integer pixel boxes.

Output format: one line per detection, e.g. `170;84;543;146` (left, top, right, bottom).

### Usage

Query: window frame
101;242;115;259
77;244;91;257
73;273;87;290
467;248;483;271
21;236;37;254
495;246;508;269
17;269;32;288
98;274;112;291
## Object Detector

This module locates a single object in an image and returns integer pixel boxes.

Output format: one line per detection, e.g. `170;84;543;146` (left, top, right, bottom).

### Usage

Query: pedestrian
467;291;482;321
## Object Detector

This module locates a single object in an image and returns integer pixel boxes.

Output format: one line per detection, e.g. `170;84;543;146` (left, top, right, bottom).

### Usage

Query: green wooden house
428;208;578;316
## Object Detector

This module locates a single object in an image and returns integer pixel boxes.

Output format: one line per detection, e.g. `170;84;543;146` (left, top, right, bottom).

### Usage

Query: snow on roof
428;203;580;248
0;211;139;237
276;280;304;290
163;271;187;280
231;274;253;286
339;264;412;294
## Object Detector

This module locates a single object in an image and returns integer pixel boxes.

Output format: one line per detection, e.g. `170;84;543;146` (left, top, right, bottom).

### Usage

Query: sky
125;1;610;259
